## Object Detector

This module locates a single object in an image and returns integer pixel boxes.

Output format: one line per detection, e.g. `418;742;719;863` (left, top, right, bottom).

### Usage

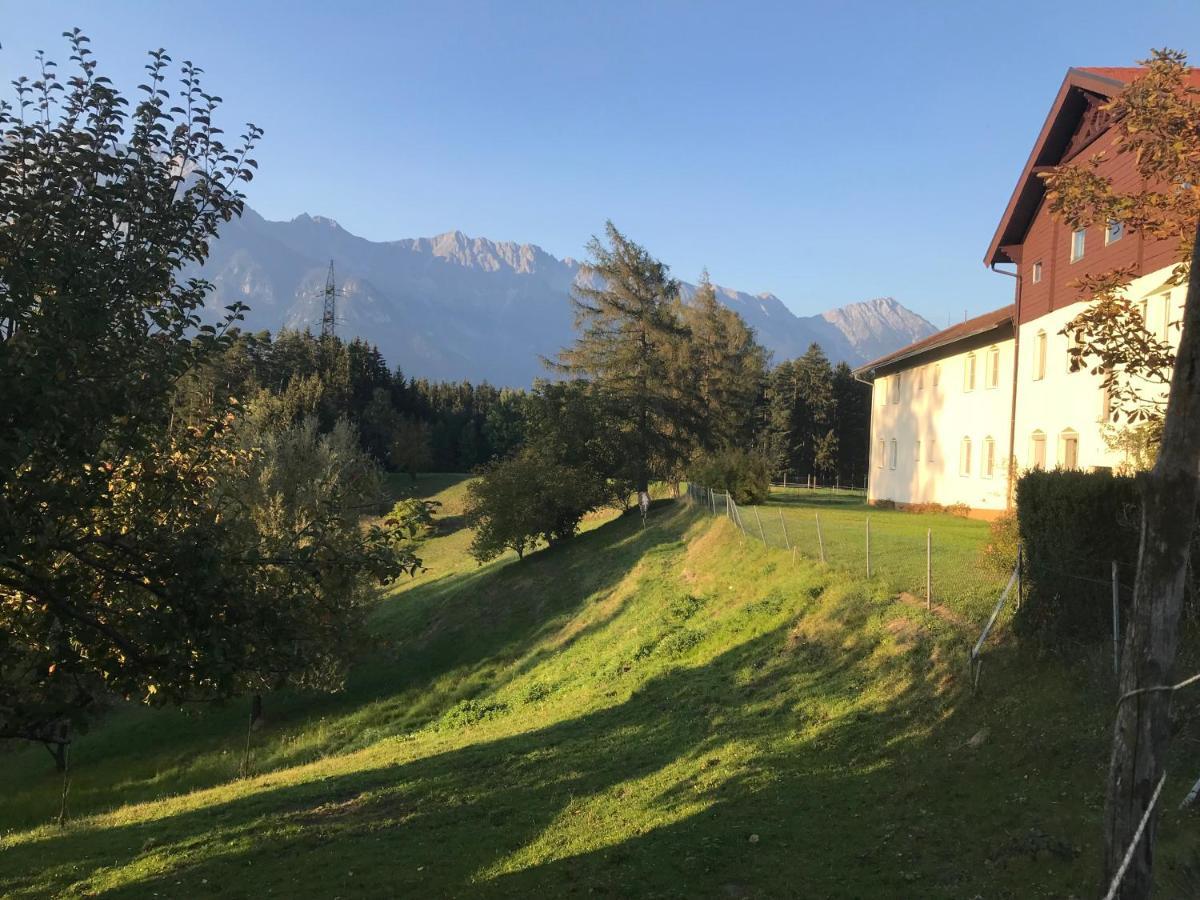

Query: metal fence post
926;528;932;611
753;506;766;544
1112;560;1120;677
815;513;825;564
865;516;871;579
779;509;790;550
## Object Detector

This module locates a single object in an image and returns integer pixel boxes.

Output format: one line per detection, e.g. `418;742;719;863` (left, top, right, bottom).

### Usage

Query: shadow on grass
0;503;701;833
0;566;1120;899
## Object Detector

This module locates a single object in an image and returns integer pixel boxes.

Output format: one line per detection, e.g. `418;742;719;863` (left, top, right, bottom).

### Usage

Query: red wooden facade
986;67;1199;325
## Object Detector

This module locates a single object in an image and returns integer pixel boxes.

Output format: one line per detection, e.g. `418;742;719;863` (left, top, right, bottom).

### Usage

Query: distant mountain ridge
199;209;936;385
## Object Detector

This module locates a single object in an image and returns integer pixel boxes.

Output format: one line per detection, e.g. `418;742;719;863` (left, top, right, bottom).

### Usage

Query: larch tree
555;221;694;495
676;271;769;453
1041;49;1200;898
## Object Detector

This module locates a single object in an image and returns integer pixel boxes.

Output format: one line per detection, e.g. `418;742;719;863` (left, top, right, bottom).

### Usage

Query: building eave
853;305;1015;380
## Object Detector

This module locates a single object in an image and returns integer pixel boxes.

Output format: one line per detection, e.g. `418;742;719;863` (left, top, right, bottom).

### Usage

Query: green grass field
1;476;1198;897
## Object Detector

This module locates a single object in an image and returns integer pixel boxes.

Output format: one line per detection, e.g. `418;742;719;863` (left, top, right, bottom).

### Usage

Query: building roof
853;304;1015;379
984;66;1200;268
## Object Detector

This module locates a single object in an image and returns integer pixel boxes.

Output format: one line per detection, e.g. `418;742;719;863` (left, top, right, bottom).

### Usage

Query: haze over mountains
201;208;937;385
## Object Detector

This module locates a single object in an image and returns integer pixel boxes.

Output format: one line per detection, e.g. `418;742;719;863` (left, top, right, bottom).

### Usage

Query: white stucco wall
866;263;1187;515
867;334;1016;513
1012;264;1185;474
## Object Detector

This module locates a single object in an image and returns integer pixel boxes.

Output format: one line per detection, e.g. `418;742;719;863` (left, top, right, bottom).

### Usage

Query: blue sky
2;1;1196;325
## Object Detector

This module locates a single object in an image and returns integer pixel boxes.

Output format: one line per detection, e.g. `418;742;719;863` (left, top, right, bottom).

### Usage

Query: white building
854;66;1191;519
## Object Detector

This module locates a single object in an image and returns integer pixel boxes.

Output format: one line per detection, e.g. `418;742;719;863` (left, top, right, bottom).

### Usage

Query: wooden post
815;513;825;564
779;509;790;550
1112;560;1120;677
926;528;932;611
865;516;871;578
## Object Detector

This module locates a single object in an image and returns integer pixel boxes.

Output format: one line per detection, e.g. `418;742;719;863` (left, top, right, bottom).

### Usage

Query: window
914;440;922;462
928;438;937;463
1031;261;1043;284
891;373;900;404
878;377;888;406
1160;294;1171;341
1030;430;1046;469
983;437;996;479
1071;227;1086;262
933;364;941;388
985;345;1000;389
964;353;976;392
959;437;972;477
1105;219;1124;245
1032;330;1047;381
916;366;924;391
1138;298;1150;331
889;439;897;470
1099;385;1112;423
1060;429;1079;470
877;439;885;468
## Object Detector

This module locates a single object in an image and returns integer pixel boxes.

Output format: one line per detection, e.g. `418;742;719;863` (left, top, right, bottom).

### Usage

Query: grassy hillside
1;477;1198;897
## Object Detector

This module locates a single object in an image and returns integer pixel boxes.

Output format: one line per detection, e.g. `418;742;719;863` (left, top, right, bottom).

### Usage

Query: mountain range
199;208;937;385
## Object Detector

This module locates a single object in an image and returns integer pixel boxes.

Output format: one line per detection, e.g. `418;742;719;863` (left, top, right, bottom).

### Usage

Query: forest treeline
195;306;871;487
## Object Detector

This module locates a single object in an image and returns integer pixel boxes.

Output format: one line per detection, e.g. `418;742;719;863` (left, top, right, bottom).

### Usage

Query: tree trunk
1103;226;1200;898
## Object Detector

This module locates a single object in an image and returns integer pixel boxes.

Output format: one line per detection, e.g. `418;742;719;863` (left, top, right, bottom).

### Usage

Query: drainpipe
853;369;876;501
990;262;1022;512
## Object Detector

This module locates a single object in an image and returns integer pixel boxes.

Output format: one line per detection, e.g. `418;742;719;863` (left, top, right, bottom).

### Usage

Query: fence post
1112;560;1120;677
815;513;826;564
779;509;791;550
753;506;766;544
926;528;932;611
865;516;871;578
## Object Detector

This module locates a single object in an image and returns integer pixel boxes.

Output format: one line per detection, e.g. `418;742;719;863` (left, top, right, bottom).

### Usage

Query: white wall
867;334;1015;513
1012;264;1186;474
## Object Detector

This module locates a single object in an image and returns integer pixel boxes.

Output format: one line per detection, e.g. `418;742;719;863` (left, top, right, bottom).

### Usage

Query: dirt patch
288;790;409;828
896;591;967;628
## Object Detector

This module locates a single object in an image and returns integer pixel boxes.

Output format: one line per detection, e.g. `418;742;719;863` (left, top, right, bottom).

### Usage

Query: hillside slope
0;481;1197;898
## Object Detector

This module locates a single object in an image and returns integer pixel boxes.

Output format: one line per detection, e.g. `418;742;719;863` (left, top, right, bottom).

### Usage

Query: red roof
1074;66;1200;88
985;66;1200;267
853;305;1015;378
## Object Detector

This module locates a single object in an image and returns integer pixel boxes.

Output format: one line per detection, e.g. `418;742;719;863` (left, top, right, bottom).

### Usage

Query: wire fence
685;482;1010;623
685;481;1200;898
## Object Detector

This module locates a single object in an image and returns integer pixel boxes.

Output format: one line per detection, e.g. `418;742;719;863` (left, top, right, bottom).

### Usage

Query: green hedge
1015;469;1140;641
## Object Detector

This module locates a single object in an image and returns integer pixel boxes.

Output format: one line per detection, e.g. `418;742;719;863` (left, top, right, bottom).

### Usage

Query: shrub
982;511;1019;578
384;497;440;540
689;447;771;505
464;451;605;563
1014;468;1139;642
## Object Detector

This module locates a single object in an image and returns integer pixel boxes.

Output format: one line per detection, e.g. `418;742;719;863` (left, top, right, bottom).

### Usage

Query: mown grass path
2;477;1198;897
